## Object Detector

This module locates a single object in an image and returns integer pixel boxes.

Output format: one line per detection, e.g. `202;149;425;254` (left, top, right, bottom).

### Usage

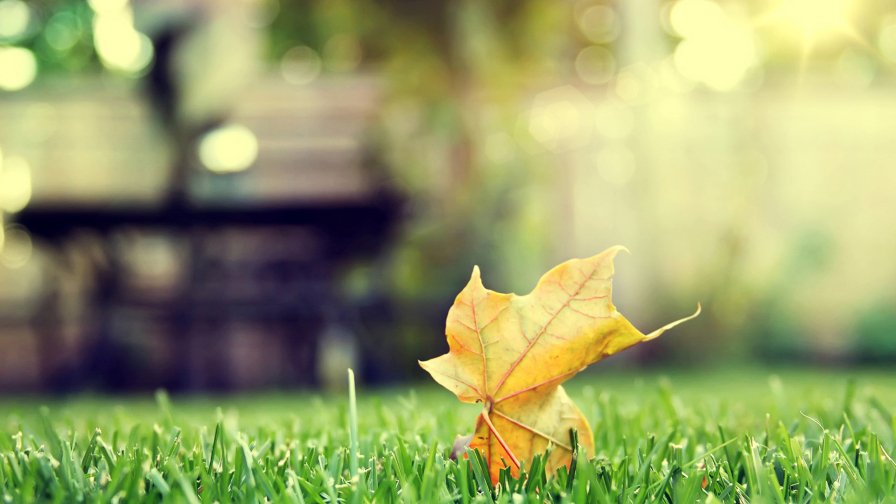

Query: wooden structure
2;75;399;391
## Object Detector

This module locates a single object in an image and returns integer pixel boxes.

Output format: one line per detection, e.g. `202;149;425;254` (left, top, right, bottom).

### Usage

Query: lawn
1;367;895;502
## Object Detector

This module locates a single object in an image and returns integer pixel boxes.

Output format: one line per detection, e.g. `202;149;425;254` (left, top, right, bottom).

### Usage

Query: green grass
1;367;895;502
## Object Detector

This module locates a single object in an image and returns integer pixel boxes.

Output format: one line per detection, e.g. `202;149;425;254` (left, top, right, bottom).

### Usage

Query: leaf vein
448;331;482;356
491;410;572;452
490;263;602;396
430;371;484;398
493;368;581;404
469;296;488;398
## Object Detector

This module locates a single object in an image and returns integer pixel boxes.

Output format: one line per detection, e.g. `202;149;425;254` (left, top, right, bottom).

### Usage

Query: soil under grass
1;367;895;502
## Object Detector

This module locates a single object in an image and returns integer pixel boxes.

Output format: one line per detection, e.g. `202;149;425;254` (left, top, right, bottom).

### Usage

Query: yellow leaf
419;246;700;483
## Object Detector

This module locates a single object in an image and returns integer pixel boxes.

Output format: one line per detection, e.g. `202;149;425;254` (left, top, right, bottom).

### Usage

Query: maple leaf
419;246;700;483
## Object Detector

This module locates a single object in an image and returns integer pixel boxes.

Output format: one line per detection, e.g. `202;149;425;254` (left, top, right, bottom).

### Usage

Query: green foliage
853;304;896;361
1;369;895;502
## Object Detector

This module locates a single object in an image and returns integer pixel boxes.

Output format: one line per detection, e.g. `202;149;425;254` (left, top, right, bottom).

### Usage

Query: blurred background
0;0;894;393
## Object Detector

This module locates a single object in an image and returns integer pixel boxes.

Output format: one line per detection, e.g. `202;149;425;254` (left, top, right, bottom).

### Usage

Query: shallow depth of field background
0;0;894;393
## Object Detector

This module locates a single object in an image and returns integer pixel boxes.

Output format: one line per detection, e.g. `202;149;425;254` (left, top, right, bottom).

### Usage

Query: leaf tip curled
644;303;702;341
609;245;631;256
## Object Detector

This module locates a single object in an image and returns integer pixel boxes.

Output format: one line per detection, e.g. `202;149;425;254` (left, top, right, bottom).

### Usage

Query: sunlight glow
778;0;852;39
756;0;865;67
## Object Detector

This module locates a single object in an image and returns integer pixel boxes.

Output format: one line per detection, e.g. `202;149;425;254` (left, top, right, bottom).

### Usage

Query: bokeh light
87;0;129;15
281;45;322;85
247;0;280;28
197;124;259;174
88;0;154;76
0;224;32;269
669;0;756;91
0;46;37;91
527;86;593;151
92;9;154;75
669;0;721;38
614;63;658;104
0;155;31;213
575;45;616;85
0;0;30;41
44;12;83;52
576;4;620;44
